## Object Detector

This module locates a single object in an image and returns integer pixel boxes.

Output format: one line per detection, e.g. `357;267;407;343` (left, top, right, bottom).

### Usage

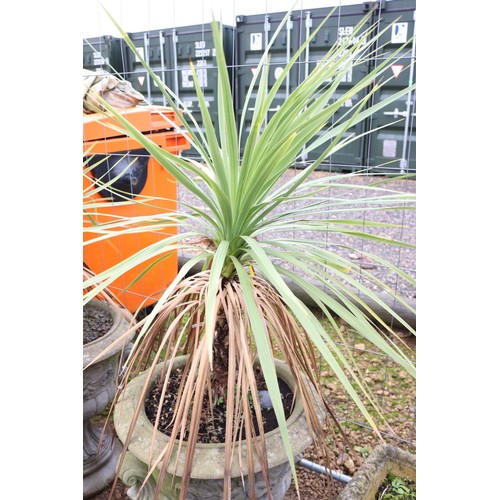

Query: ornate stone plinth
83;300;133;498
120;450;291;499
114;356;325;499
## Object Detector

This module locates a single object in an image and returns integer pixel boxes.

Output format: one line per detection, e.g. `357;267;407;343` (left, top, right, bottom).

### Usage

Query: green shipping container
295;4;374;171
235;1;416;174
122;29;170;106
83;35;127;75
123;24;235;159
235;11;301;160
164;24;235;158
83;0;416;174
364;0;416;173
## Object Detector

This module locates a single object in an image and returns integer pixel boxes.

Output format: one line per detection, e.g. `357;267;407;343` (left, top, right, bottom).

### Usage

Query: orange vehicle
83;105;190;312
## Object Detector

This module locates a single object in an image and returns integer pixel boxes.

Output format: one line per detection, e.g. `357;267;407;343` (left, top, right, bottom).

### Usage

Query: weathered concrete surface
338;444;416;500
121;451;292;499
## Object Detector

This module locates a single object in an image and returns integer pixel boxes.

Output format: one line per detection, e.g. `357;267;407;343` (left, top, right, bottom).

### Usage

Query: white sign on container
182;68;208;88
383;139;398;158
391;23;408;44
250;33;263;51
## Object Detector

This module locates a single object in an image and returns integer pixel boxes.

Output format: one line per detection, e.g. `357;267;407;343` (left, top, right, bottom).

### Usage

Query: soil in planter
145;366;294;443
83;303;114;345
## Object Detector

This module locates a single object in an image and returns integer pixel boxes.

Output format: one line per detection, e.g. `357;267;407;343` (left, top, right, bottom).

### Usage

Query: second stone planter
83;299;134;498
338;443;416;500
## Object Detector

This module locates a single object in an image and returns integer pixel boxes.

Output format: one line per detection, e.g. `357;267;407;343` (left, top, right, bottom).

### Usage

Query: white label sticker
92;51;108;65
338;26;353;37
195;48;211;57
383;139;398;158
337;26;367;47
182;69;194;88
135;46;145;63
250;33;262;51
274;67;283;80
391;23;408;44
197;68;208;88
181;68;208;88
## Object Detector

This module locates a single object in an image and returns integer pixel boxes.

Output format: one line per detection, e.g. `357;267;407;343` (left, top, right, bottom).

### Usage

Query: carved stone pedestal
83;300;132;498
119;450;292;500
83;419;124;498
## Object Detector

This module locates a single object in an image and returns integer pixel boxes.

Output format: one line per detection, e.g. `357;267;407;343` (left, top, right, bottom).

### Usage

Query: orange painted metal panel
83;106;190;312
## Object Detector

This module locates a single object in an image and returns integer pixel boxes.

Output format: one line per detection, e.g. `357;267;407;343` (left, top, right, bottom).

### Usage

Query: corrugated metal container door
365;0;416;173
235;12;301;156
123;29;169;105
297;4;373;171
83;35;126;75
165;24;235;159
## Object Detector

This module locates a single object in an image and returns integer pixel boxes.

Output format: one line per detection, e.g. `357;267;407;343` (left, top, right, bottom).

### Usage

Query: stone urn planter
83;299;134;498
338;444;416;500
113;355;324;499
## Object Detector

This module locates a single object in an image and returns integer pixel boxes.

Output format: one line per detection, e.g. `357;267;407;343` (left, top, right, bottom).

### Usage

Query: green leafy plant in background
376;473;417;499
84;3;416;499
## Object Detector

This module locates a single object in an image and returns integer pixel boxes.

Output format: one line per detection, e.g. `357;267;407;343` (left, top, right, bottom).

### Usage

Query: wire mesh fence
83;0;416;492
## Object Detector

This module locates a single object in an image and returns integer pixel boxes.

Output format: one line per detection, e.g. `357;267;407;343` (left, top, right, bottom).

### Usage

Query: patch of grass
307;309;416;462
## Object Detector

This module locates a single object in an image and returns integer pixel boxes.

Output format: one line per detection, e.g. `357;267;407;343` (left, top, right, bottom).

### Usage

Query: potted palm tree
84;5;416;499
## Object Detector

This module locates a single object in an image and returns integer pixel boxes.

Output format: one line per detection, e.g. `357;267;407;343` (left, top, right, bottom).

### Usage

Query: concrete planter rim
83;299;133;368
114;355;323;480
